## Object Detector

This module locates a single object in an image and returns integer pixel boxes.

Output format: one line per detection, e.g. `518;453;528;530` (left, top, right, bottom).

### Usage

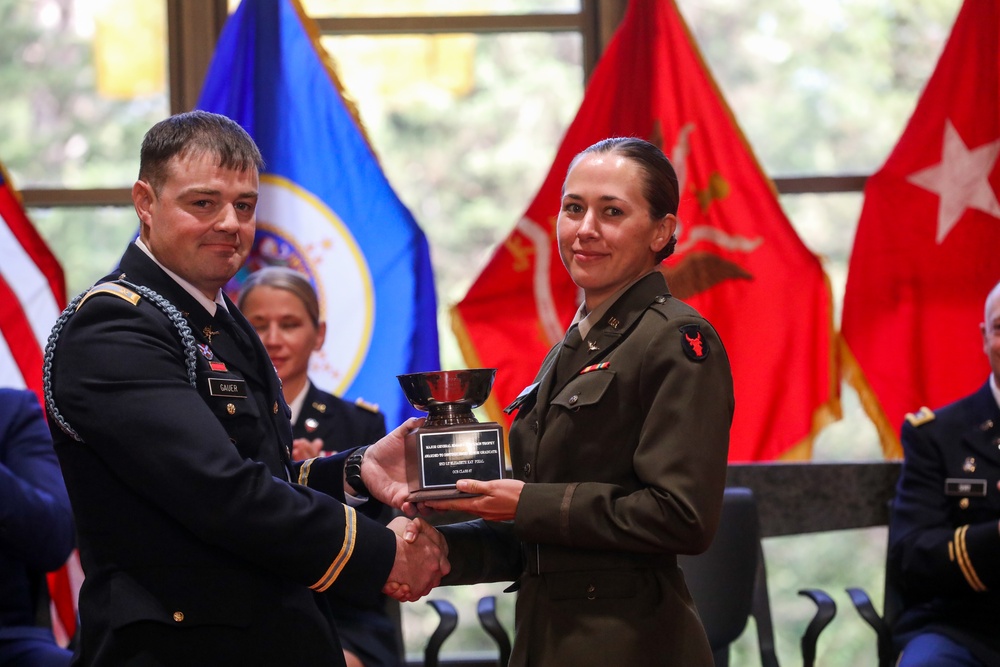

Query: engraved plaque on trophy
397;369;506;502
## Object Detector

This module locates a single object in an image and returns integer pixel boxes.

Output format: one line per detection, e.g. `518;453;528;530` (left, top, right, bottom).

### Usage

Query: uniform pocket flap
551;370;615;410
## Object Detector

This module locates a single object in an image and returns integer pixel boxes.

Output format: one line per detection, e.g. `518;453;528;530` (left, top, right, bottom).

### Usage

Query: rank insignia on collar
197;343;214;360
679;324;709;361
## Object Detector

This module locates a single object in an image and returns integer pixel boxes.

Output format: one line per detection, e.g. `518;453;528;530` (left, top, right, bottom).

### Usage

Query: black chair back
679;487;761;666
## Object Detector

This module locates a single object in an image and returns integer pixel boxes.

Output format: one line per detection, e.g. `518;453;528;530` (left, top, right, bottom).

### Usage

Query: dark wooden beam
313;13;585;35
20;188;133;208
18;174;870;210
772;174;869;194
166;0;229;114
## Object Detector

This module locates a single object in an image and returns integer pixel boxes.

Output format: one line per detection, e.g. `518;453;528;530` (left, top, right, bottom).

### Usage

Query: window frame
17;0;866;210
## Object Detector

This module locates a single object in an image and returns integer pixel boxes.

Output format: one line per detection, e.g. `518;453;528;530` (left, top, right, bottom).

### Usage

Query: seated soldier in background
889;280;1000;667
0;387;74;667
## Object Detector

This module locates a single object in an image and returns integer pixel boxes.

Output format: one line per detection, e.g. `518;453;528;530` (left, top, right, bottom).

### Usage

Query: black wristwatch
345;445;370;497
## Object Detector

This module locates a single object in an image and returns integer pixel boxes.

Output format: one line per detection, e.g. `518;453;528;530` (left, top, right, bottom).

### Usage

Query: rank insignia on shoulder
76;281;141;309
354;397;380;413
679;324;709;361
905;406;935;427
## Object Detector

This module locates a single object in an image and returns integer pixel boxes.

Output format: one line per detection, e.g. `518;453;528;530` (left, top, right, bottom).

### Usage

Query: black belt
523;543;676;575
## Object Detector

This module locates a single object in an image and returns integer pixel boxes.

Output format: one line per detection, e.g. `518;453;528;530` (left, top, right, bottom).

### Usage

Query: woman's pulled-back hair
570;137;680;261
238;266;321;328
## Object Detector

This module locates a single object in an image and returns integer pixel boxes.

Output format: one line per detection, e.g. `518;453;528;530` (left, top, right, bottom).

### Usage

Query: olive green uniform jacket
440;272;734;666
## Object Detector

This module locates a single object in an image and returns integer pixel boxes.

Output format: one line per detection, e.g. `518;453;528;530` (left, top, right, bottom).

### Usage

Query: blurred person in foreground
425;137;735;666
890;279;1000;667
239;266;401;667
0;387;74;667
43;110;446;667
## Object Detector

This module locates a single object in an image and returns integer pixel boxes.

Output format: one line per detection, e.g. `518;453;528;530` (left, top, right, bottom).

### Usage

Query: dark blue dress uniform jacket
438;272;734;667
890;381;1000;664
0;388;74;647
293;384;386;456
44;244;395;667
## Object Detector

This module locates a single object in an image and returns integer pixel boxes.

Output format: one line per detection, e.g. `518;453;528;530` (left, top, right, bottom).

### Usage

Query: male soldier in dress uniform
43;111;446;667
889;280;1000;666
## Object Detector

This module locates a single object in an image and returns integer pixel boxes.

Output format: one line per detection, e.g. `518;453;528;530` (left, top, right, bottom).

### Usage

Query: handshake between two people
358;418;526;602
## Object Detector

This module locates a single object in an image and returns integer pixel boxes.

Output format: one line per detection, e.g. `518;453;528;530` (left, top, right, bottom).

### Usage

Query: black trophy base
406;488;478;503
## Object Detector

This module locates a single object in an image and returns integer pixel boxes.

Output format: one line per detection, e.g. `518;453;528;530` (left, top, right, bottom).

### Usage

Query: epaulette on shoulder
905;406;936;427
648;293;672;314
76;281;141;310
354;397;381;414
650;293;700;321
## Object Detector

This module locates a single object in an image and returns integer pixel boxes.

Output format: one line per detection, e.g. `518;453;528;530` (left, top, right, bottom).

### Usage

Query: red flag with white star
452;0;838;461
841;0;1000;456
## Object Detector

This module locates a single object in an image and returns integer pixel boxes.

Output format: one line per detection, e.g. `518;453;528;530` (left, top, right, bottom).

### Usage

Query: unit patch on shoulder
905;406;935;427
679;324;709;361
76;281;141;310
355;397;380;414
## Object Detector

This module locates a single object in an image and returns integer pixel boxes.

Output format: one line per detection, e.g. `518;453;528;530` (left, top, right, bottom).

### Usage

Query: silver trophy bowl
397;368;497;427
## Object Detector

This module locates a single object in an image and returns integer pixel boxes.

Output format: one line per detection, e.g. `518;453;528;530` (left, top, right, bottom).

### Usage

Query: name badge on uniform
208;378;248;398
944;478;987;497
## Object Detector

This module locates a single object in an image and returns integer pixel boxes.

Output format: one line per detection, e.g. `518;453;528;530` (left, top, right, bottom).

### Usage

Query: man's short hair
138;111;264;194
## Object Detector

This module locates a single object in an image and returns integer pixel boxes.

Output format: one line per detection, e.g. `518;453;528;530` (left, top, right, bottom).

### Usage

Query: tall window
3;0;962;663
4;0;168;291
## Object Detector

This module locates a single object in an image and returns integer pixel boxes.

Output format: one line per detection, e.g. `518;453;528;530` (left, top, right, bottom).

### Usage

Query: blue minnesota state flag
197;0;440;426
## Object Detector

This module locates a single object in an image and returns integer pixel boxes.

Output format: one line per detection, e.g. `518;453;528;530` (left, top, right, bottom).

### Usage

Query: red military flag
841;0;1000;457
451;0;838;461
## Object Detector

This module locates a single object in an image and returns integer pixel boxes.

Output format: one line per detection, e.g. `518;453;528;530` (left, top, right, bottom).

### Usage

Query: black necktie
554;324;582;385
215;306;254;351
